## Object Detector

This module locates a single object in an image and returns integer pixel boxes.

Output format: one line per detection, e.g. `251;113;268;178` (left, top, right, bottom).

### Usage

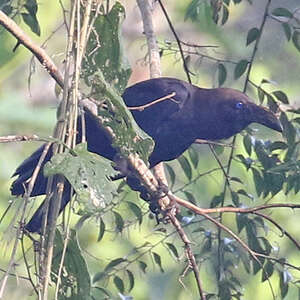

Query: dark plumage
11;77;282;232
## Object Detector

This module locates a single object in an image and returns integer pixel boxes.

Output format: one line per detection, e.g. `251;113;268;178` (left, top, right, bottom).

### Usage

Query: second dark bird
11;77;282;232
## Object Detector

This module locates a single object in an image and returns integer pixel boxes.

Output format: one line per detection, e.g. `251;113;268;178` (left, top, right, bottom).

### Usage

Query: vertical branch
137;1;205;299
136;0;161;78
136;0;168;196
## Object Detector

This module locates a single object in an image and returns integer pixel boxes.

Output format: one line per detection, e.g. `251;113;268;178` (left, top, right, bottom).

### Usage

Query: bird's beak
252;105;283;133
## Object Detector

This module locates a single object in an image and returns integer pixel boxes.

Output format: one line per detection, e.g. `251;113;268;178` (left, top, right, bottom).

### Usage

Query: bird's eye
235;102;243;109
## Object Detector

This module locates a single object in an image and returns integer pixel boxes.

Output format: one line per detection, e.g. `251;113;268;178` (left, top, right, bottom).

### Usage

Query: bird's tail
25;182;72;233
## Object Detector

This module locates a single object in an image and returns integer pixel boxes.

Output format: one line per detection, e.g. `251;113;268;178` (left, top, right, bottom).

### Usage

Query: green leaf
138;261;147;273
262;260;274;282
113;275;124;293
93;272;106;284
246;27;260;46
153;252;164;272
292;117;300;125
83;2;131;93
113;211;124;233
1;1;13;15
282;23;292;41
251;168;264;197
292;31;300;52
267;94;279;113
184;0;201;21
126;270;135;292
231;191;239;206
188;146;199;169
221;5;229;25
127;201;143;225
264;172;285;196
51;230;91;299
243;134;252;155
97;218;106;242
234;59;248;79
166;243;179;258
272;90;289;104
230;177;243;184
183;191;197;204
44;143;119;213
25;0;38;15
218;63;227;86
280;112;296;146
165;164;176;188
280;271;289;298
104;258;127;272
21;13;40;36
178;156;192;180
254;140;272;169
237;189;253;200
236;214;248;233
269;141;288;151
210;193;224;208
257;87;265;103
272;7;293;18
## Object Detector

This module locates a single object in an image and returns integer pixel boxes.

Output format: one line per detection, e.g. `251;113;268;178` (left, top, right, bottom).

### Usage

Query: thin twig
157;0;191;83
167;210;206;300
127;92;176;111
253;211;300;250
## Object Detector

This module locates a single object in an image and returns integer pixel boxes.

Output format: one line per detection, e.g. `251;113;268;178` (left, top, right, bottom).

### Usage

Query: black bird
11;77;282;232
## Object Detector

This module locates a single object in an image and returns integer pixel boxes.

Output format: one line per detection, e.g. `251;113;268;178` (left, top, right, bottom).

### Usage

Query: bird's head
196;88;282;140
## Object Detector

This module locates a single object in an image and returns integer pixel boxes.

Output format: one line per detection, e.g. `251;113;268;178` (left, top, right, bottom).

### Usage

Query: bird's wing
123;77;192;139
